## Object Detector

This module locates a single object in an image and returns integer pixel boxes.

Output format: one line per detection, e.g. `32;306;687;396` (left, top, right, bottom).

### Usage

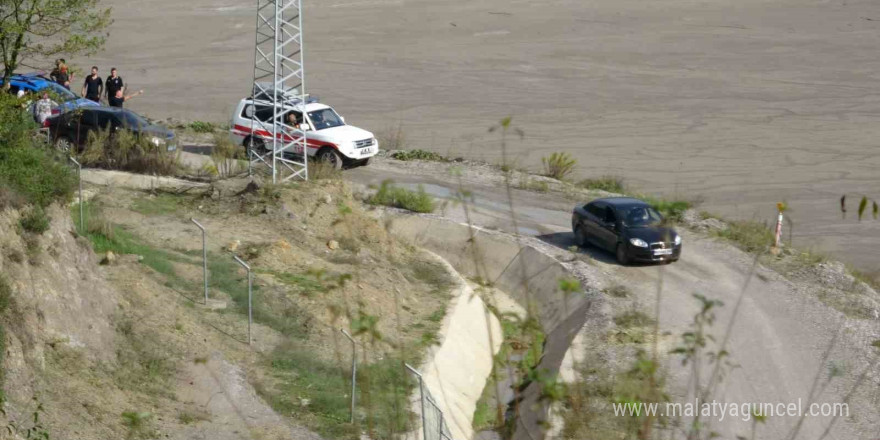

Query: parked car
571;197;682;265
1;72;98;116
46;106;177;153
229;88;377;169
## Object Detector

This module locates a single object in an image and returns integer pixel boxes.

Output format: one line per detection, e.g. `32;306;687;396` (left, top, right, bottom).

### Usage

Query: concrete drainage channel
388;213;606;440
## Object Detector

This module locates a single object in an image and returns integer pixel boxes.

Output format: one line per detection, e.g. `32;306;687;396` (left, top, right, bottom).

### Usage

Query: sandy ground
85;0;880;273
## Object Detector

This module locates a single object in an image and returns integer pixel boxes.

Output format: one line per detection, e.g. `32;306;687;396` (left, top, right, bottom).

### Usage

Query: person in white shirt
33;92;58;124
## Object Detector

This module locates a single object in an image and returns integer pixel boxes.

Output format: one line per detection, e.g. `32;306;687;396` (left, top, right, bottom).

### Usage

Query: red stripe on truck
232;124;336;150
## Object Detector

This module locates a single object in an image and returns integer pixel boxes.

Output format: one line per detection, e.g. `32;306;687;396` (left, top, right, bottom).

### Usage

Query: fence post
232;255;252;345
341;329;357;423
191;219;208;304
69;156;83;232
405;363;427;440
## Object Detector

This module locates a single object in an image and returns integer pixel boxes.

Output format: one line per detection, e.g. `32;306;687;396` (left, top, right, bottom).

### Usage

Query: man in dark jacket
105;68;124;101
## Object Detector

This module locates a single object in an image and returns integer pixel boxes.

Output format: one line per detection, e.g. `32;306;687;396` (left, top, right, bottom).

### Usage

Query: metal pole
233;255;252;344
69;156;83;231
341;329;357;423
405;363;427;440
191;219;208;304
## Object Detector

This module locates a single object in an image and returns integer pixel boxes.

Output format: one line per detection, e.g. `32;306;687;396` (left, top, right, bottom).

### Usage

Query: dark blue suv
1;72;98;116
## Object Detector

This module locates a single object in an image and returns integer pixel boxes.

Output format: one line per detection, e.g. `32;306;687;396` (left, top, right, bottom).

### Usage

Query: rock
275;239;291;250
327;240;339;250
323;194;333;204
226;240;241;252
299;398;311;407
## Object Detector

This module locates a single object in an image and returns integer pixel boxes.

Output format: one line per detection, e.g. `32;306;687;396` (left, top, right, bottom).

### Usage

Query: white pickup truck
229;94;378;169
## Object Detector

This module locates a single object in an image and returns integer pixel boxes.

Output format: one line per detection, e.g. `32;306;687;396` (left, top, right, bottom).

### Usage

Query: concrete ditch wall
388;214;603;440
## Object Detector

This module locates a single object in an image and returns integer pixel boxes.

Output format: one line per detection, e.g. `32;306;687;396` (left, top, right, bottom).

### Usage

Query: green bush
639;195;691;223
368;180;435;213
19;206;51;234
541;152;577;180
189;121;216;133
390;149;448;162
0;93;75;209
578;176;625;193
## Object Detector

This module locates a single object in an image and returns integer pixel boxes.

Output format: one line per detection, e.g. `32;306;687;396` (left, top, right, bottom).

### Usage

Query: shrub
19;206;50;234
578;176;625;193
541;152;577;180
210;133;246;178
0;146;75;208
189;121;216;133
0;276;12;314
367;180;435;213
639;195;692;223
80;128;180;175
390;149;448;162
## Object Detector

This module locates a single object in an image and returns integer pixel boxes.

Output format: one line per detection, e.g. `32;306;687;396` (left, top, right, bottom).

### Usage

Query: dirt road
92;0;880;274
344;158;880;439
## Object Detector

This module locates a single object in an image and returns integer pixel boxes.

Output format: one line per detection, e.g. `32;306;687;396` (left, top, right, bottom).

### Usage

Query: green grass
258;269;332;298
367;180;435;213
131;193;186;216
260;341;414;439
712;220;774;253
872;339;880;350
639;195;692;223
578;176;626;193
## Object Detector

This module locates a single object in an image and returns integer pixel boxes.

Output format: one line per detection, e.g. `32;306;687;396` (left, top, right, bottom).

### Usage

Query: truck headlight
629;238;648;248
674;235;682;246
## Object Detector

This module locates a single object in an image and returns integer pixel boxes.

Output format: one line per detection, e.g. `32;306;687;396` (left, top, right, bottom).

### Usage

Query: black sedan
47;106;177;153
572;197;682;265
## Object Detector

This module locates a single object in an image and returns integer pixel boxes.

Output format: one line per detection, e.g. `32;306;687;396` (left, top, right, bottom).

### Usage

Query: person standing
33;92;58;124
109;89;143;108
105;68;124;101
82;66;103;103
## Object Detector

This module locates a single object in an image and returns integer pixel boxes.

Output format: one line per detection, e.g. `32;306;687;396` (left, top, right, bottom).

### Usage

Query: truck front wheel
317;147;343;170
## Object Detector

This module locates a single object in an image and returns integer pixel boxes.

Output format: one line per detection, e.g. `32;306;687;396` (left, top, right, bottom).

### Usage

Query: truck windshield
307;108;344;131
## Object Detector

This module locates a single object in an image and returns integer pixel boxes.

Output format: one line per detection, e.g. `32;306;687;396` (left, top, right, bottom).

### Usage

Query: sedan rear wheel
616;243;630;266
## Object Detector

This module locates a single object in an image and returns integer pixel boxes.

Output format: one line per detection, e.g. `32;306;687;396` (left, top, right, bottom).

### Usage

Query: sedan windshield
623;206;663;227
307;108;344;131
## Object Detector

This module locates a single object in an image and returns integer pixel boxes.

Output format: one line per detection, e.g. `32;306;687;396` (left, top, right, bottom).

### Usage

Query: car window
307;108;344;131
96;112;115;130
116;110;149;129
254;105;274;123
585;203;604;218
44;82;77;102
80;111;99;126
604;207;617;224
623;206;663;227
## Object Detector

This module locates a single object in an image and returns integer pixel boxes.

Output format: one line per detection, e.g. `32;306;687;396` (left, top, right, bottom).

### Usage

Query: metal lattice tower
249;0;308;182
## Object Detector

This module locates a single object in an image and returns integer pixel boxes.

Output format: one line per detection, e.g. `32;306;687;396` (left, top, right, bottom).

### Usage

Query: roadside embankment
387;214;606;440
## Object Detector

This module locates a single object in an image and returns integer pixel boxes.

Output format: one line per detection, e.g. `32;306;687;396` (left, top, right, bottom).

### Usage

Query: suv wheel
616;243;630;266
54;136;73;153
317;148;343;170
244;136;265;157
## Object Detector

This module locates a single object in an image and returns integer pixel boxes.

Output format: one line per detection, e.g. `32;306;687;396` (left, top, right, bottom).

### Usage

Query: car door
72;110;98;145
597;206;621;251
580;202;606;247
